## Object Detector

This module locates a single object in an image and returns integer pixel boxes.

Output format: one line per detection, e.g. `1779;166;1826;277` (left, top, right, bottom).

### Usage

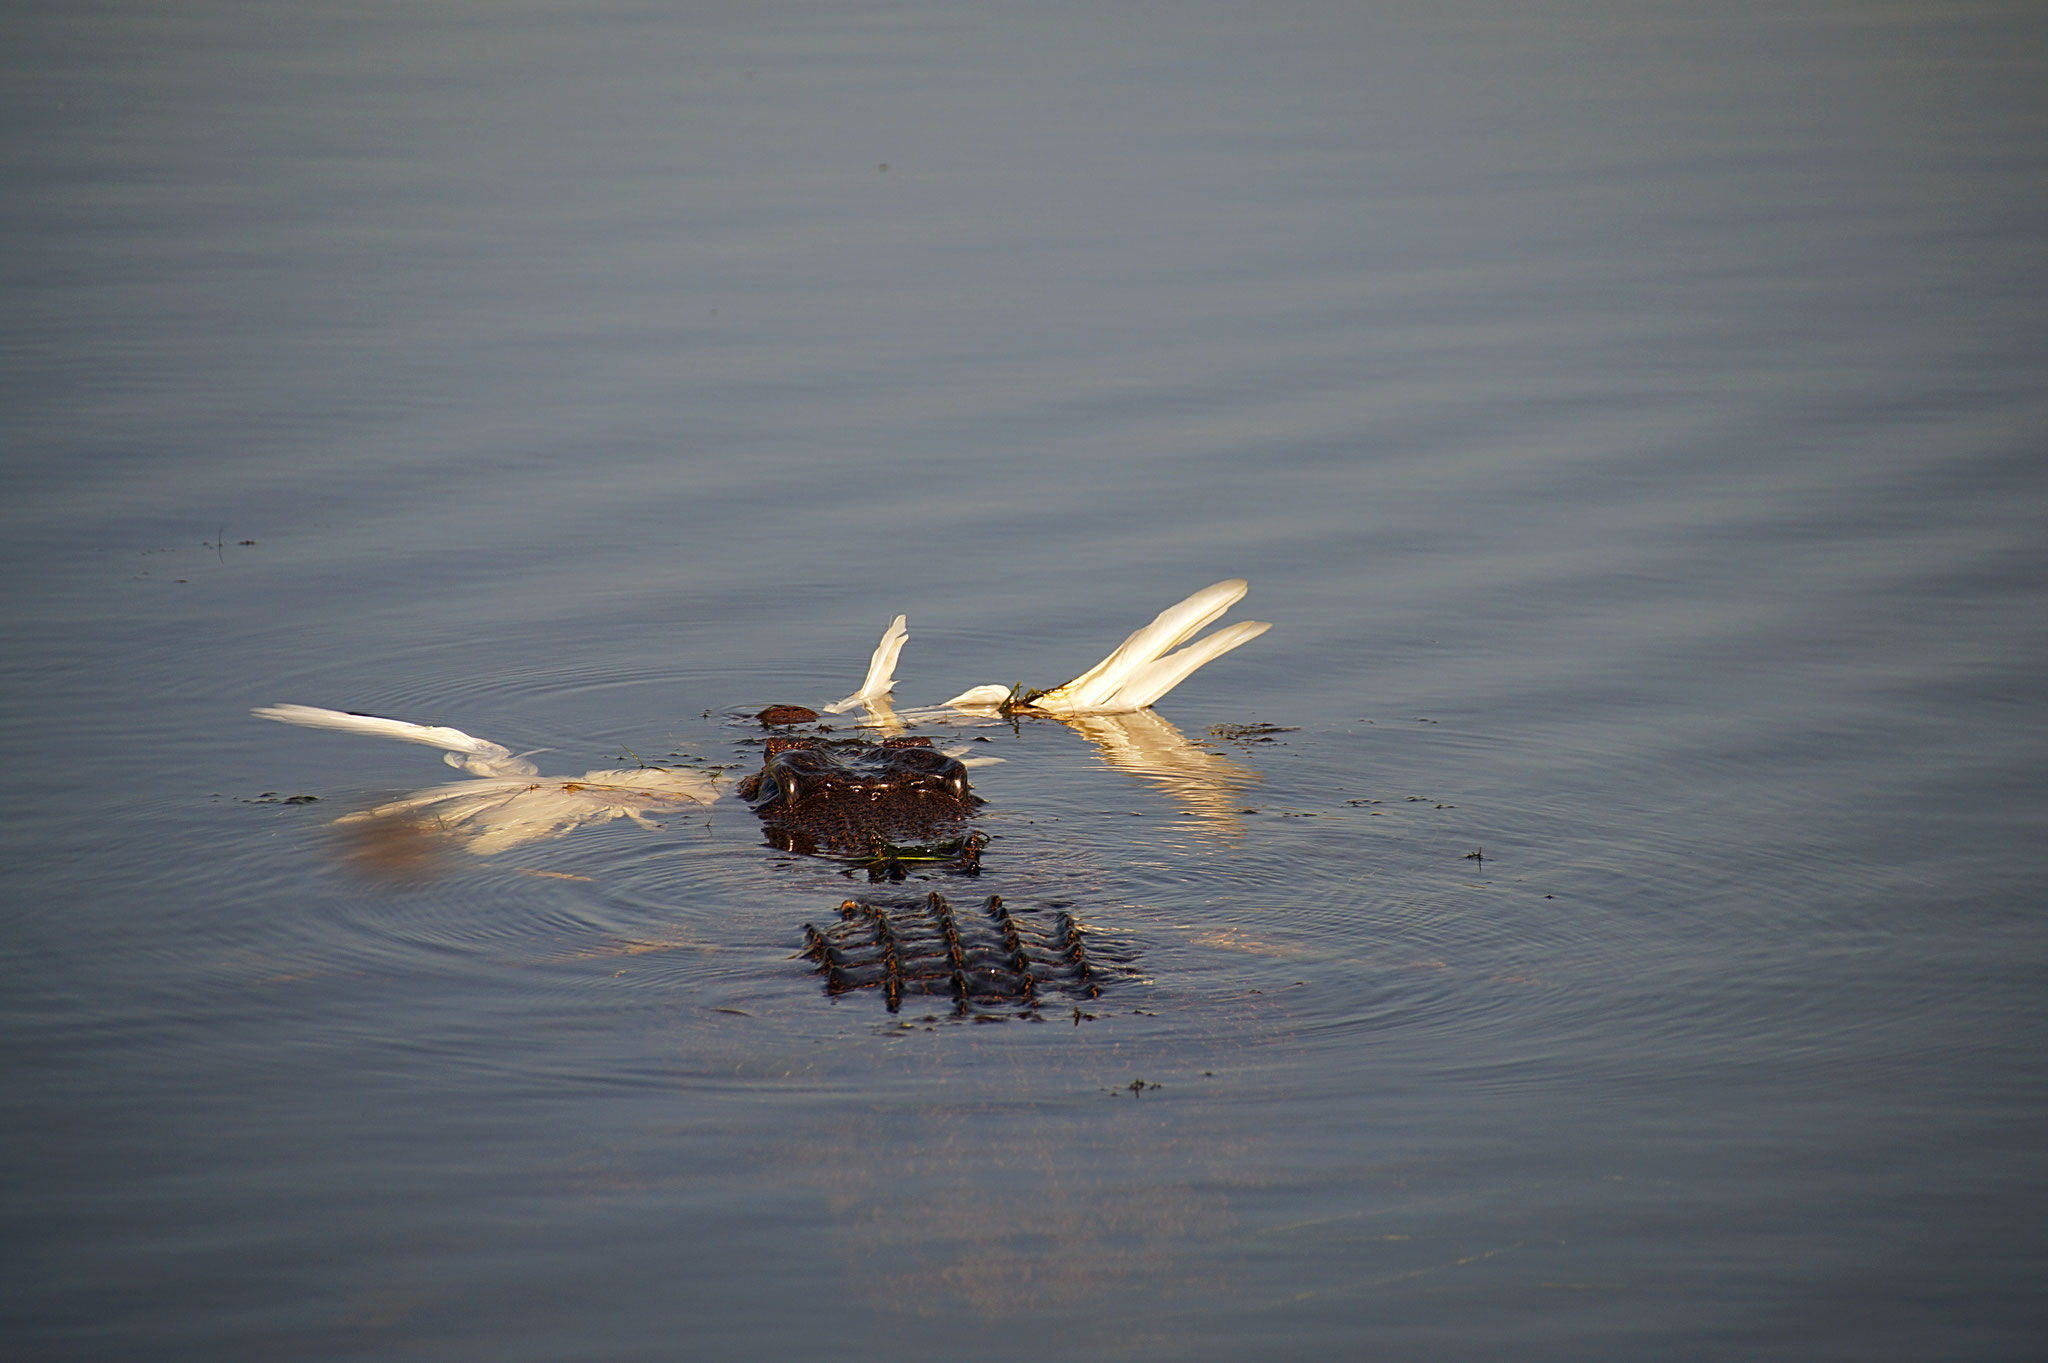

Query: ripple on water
1192;717;1928;1057
229;677;1924;1098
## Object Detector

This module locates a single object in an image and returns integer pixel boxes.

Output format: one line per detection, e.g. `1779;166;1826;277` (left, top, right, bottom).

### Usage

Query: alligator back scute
800;892;1100;1015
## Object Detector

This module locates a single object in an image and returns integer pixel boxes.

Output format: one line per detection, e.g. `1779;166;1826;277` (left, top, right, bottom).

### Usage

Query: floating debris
840;832;987;882
755;704;820;726
1208;722;1298;742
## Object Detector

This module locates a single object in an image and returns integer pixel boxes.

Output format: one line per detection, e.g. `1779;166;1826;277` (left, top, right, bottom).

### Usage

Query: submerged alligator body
737;736;1111;1014
800;892;1099;1014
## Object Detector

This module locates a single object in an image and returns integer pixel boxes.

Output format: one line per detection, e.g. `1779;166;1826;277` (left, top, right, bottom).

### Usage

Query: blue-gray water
4;1;2045;1358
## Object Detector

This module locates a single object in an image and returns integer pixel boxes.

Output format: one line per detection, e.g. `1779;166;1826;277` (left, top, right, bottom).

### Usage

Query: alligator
252;581;1270;1013
731;733;1118;1014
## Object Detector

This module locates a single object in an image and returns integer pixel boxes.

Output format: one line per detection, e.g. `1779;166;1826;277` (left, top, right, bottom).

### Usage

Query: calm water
4;1;2045;1358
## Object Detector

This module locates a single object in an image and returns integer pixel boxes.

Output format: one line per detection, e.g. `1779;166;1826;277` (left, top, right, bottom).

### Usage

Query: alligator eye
776;770;805;803
947;774;966;798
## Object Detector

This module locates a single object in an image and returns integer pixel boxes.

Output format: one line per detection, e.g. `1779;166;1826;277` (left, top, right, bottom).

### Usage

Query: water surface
3;1;2045;1358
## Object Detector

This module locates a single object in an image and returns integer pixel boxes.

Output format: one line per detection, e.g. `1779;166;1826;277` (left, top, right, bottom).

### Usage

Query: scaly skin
735;736;982;856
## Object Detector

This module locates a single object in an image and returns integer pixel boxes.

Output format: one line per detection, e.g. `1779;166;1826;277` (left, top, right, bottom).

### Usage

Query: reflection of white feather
253;705;718;855
1057;708;1258;834
942;580;1271;715
821;613;907;714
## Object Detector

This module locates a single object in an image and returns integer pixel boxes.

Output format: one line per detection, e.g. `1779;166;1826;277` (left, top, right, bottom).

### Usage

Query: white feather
964;580;1271;715
1079;619;1273;712
821;613;908;714
940;683;1014;710
332;768;722;856
252;704;539;778
938;743;1006;768
1038;579;1252;712
252;704;718;855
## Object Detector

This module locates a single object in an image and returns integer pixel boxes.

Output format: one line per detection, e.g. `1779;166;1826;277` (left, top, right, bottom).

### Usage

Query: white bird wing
252;704;539;778
821;613;908;714
1029;579;1262;714
258;706;722;857
1091;619;1272;712
336;766;721;856
571;766;722;801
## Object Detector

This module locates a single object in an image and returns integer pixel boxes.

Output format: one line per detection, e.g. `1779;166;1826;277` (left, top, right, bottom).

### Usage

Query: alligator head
735;736;983;856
